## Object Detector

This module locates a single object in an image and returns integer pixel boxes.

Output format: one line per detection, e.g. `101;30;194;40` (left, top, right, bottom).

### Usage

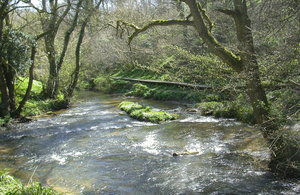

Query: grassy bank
0;78;67;126
0;171;59;195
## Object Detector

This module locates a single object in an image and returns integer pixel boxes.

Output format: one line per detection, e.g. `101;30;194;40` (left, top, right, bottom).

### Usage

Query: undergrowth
0;171;59;195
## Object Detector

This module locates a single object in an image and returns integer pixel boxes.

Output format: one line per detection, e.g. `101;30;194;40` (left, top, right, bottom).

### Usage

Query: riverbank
0;78;69;127
88;68;299;127
90;75;257;124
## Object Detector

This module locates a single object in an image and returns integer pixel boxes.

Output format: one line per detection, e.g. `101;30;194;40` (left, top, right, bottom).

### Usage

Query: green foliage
92;76;133;93
126;83;149;97
22;94;66;117
119;101;178;123
0;115;11;127
0;171;59;195
15;77;43;99
0;28;34;74
93;76;113;92
267;89;300;125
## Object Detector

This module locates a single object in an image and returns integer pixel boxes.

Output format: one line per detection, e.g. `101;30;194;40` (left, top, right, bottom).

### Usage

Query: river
0;92;299;194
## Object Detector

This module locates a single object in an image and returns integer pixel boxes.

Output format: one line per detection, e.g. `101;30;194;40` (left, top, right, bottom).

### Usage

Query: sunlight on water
134;132;160;155
179;116;219;123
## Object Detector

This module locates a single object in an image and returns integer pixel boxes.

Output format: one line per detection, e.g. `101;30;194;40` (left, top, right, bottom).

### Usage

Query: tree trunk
43;0;83;99
44;33;59;98
0;65;9;117
64;22;87;103
12;45;37;118
64;0;101;104
0;4;9;117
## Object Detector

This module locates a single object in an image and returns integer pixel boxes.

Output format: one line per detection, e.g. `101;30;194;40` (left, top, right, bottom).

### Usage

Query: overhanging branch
117;19;194;45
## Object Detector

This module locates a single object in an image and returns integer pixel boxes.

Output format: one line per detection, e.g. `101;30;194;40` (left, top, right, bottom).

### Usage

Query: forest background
0;0;299;180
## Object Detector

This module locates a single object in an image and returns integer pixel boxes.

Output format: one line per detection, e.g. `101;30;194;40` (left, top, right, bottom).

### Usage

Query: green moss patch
0;171;59;195
119;101;178;123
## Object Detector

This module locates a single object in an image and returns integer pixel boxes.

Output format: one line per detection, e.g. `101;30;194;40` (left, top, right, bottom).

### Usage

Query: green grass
0;171;59;195
119;101;178;123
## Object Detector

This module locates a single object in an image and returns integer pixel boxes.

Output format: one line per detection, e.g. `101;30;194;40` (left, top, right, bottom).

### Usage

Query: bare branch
55;0;71;28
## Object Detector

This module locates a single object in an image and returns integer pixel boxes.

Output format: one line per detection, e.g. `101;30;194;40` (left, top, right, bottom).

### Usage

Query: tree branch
55;0;71;28
118;19;194;45
197;2;213;32
216;9;238;18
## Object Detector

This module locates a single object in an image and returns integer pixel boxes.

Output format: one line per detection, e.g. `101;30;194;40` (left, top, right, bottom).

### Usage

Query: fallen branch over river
111;77;213;90
111;77;296;91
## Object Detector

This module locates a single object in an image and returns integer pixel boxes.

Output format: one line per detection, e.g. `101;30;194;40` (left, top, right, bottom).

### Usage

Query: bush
126;83;150;97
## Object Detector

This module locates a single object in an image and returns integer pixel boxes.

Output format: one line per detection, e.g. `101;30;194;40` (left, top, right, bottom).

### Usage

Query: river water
0;92;299;194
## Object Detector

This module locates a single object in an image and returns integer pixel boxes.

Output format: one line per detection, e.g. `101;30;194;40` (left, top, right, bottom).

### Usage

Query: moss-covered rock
118;101;178;123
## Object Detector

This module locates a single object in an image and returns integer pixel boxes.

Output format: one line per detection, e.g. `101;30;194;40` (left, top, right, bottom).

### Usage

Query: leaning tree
117;0;300;177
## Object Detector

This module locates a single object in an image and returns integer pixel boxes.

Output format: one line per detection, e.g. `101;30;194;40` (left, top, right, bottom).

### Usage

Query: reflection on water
0;92;299;194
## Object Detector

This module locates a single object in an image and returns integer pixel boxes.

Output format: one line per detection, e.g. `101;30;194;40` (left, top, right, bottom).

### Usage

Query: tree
0;0;11;117
64;0;103;103
38;0;83;98
0;0;36;118
118;0;299;177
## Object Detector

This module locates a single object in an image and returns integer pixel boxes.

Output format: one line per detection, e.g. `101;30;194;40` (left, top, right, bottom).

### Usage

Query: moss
119;101;178;123
0;171;59;195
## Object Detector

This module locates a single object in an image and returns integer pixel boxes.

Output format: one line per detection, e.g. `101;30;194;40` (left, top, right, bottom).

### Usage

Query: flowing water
0;92;299;194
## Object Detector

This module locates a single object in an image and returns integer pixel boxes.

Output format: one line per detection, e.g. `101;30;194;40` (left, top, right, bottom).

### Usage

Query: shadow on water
0;91;299;194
